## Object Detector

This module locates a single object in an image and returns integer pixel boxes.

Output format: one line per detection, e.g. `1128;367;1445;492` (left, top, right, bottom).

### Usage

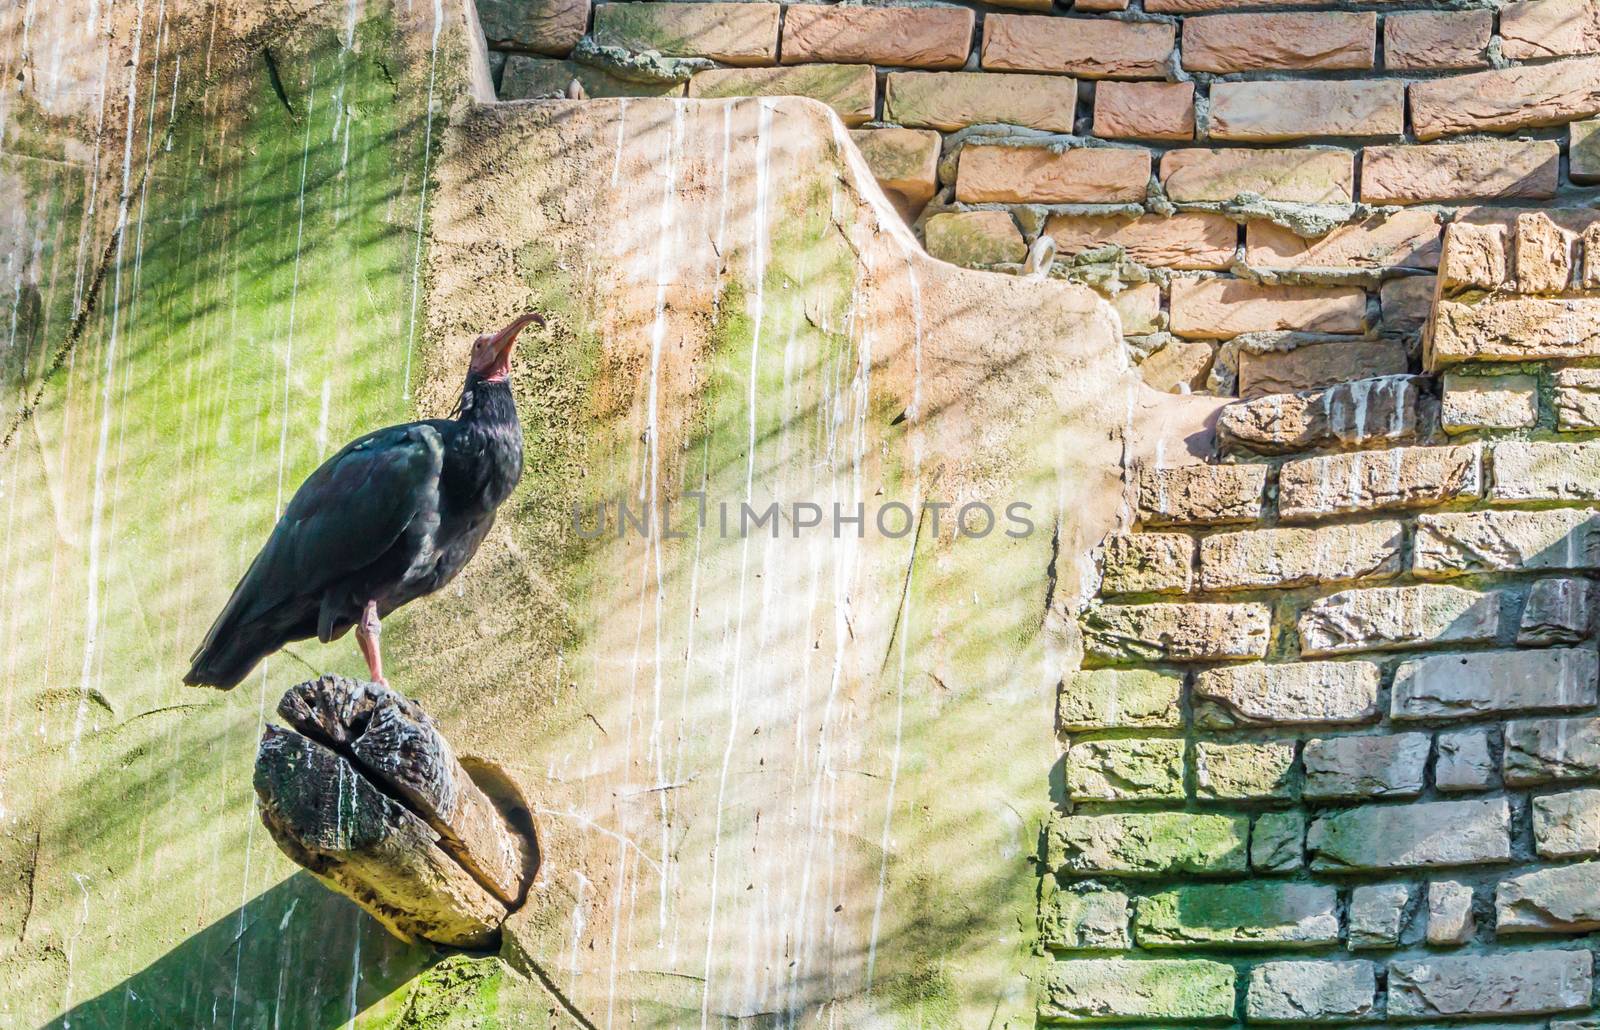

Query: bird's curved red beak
475;312;544;379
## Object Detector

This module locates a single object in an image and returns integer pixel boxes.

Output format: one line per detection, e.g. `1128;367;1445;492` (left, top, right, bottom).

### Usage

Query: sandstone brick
1042;212;1236;270
923;211;1025;267
1100;533;1191;595
955;144;1149;204
1389;950;1593;1019
1438;221;1509;292
1161;148;1353;204
1039;959;1235;1023
593;3;778;65
982;15;1174;79
1182;12;1375;73
1073;0;1127;9
1498;863;1600;934
1501;0;1600;60
501;56;685;100
1198;522;1402;592
1247;961;1376;1023
1572;119;1600;184
1136;884;1337;949
1039;883;1131;951
1534;788;1600;858
1435;728;1496;792
1427;881;1475;946
1058;667;1182;731
1136;462;1265;526
1521;576;1595;644
1047;811;1248;877
1304;733;1428;800
1251;811;1306;873
1081;601;1270;663
1505;716;1600;785
1194;741;1297;800
1516;211;1577;292
780;5;973;69
1393;648;1598;724
1348;883;1414;950
1361;142;1561;204
1093;81;1194;142
1432;296;1600;366
1309;798;1511;872
849;128;939;211
478;0;589;56
1278;445;1482;520
1410;57;1600;141
1384;10;1492;70
1237;340;1412;402
1245;209;1441;272
1210;80;1402;143
1169;280;1366;339
1416;509;1600;580
1556;366;1600;429
1298;585;1501;657
688;65;875;125
1439;372;1538;432
1194;661;1380;729
1067;738;1185;802
1107;282;1161;336
1148;0;1377;8
883;71;1076;133
1379;276;1435;336
1217;375;1429;455
1139;339;1216;393
1492;440;1600;501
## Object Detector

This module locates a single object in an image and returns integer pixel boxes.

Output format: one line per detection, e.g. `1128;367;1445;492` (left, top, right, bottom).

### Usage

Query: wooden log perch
254;675;538;948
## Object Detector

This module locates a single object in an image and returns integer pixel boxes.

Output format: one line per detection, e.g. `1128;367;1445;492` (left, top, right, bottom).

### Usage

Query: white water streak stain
400;0;442;401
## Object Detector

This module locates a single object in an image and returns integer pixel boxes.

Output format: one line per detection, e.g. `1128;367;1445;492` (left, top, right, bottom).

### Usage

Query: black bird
185;313;542;689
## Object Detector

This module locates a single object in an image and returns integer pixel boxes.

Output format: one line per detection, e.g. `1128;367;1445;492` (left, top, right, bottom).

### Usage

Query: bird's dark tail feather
184;628;274;689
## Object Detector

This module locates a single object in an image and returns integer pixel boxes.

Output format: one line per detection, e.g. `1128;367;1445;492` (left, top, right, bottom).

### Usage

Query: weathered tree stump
254;675;538;948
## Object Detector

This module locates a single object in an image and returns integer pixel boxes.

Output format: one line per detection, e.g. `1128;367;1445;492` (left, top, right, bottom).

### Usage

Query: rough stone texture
1182;13;1376;74
1384;10;1492;70
1139;339;1216;393
1497;862;1600;934
1237;339;1410;401
1081;601;1271;663
982;15;1175;79
1160;148;1354;204
1198;522;1403;592
1298;585;1502;657
1361;142;1561;204
1409;57;1600;141
1210;80;1403;143
1438;221;1509;291
592;3;780;65
1169;280;1366;339
1573;119;1600;184
1394;647;1598;722
1093;81;1194;142
1439;372;1538;432
1555;366;1600;429
1521;577;1595;644
1245;210;1441;272
1427;881;1475;946
884;71;1077;133
1039;959;1235;1023
955;144;1150;204
780;5;973;69
1101;533;1193;595
1251;811;1306;873
1500;0;1600;61
1434;728;1496;792
1067;738;1185;802
1303;733;1429;800
1414;509;1600;577
1432;297;1600;366
1534;788;1600;858
1247;961;1376;1023
687;65;876;124
1348;883;1414;950
850;128;940;211
1387;951;1593;1018
924;210;1026;267
1137;462;1266;526
478;0;590;56
1059;668;1183;731
1278;445;1482;520
1194;661;1381;728
1039;884;1132;951
1504;716;1600;785
1194;741;1298;800
1109;282;1162;336
501;56;687;100
1135;884;1338;948
1043;212;1236;270
1217;375;1427;454
1310;798;1512;872
1376;279;1433;338
1047;812;1249;877
1515;212;1576;292
1492;440;1600;501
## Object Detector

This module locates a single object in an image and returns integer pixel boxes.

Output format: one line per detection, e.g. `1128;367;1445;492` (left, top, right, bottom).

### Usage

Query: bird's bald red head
469;312;544;381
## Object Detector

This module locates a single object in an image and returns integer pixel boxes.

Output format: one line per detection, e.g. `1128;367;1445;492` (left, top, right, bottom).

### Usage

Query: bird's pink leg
355;600;388;687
